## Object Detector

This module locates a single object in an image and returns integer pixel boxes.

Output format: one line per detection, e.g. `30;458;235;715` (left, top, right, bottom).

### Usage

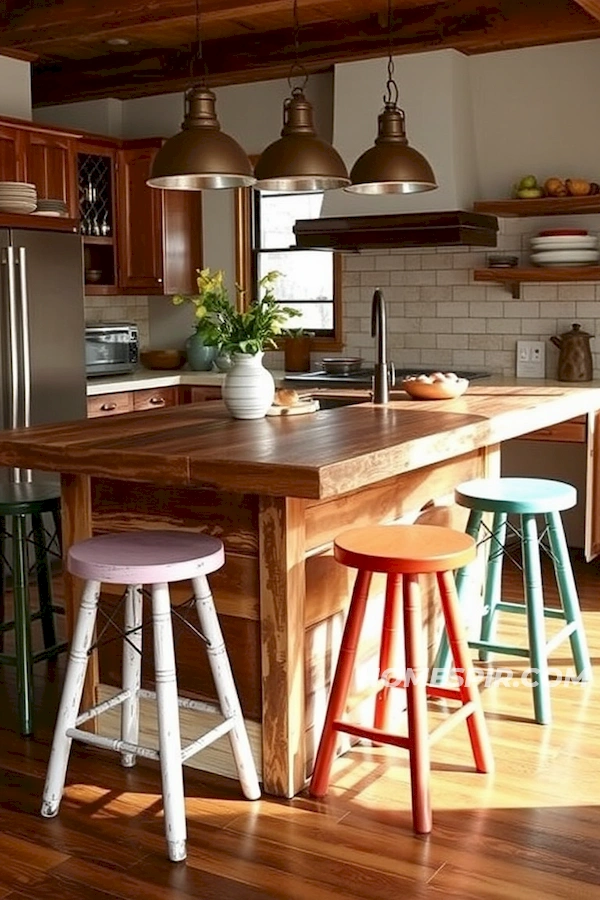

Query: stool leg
41;579;100;816
403;573;431;834
121;584;143;767
31;513;56;651
478;511;507;662
310;569;372;798
0;516;5;653
521;514;551;725
12;514;34;735
432;509;483;683
374;573;403;733
192;575;260;800
545;511;592;682
437;569;494;774
151;582;187;862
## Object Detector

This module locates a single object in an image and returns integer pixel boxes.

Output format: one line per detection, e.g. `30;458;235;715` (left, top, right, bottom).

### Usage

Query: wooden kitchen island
0;382;599;798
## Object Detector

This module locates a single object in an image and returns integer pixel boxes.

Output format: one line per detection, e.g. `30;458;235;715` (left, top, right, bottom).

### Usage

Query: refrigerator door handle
6;246;21;431
17;246;32;428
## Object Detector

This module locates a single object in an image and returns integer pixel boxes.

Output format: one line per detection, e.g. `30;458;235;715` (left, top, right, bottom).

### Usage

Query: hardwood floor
0;553;599;899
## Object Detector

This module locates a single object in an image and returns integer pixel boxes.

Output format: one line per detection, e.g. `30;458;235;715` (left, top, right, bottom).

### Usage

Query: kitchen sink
284;367;490;389
317;395;369;409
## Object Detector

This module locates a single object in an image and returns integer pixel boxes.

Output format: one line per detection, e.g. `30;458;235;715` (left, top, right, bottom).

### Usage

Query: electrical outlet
516;340;545;378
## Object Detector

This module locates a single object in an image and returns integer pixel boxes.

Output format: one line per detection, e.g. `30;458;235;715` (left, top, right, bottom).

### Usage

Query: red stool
310;524;494;833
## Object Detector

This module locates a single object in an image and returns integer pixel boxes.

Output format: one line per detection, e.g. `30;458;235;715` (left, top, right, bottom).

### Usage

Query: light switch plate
516;340;545;378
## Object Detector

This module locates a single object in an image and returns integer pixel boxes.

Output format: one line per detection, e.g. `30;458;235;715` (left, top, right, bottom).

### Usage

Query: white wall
469;40;600;198
0;54;31;119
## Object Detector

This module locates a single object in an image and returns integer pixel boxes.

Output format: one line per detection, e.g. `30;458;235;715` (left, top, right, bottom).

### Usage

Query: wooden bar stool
310;524;493;834
41;530;260;862
0;481;66;735
433;478;592;725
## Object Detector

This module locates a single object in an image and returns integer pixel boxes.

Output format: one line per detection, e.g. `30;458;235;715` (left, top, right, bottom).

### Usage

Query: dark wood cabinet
77;139;119;293
24;129;78;215
0;121;25;182
117;139;202;295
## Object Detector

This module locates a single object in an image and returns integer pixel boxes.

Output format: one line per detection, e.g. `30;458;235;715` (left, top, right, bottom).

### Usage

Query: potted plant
173;268;300;418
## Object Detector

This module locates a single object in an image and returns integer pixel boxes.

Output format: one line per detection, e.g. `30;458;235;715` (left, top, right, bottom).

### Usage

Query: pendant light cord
288;0;308;95
190;0;208;85
384;0;399;108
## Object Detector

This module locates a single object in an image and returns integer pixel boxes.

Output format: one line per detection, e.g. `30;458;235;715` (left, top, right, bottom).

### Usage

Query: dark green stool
432;477;591;725
0;481;67;735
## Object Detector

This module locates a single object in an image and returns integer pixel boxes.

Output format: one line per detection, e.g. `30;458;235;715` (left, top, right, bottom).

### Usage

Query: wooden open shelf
474;266;600;298
473;196;600;217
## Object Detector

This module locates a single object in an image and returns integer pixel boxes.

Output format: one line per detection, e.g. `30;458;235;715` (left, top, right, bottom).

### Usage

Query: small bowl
319;356;363;375
140;349;187;370
401;376;469;401
85;269;103;283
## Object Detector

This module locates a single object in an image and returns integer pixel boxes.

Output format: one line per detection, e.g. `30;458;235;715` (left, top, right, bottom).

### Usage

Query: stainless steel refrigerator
0;228;86;447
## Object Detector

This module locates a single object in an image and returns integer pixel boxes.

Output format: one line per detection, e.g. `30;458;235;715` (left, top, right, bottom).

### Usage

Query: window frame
234;185;343;352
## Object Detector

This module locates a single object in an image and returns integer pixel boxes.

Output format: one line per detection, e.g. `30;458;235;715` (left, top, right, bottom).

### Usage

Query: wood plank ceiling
2;0;600;108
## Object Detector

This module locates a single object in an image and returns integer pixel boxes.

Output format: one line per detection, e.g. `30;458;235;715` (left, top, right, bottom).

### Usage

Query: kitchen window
251;190;342;349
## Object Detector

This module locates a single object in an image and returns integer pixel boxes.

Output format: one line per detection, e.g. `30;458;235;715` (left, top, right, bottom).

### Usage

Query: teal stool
433;477;591;725
0;481;67;735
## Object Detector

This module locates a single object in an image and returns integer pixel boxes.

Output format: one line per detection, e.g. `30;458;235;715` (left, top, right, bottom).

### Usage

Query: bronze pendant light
254;0;349;192
147;1;255;190
345;0;437;195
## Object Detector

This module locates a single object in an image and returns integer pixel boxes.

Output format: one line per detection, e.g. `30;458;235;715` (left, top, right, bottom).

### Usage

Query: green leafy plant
172;268;300;356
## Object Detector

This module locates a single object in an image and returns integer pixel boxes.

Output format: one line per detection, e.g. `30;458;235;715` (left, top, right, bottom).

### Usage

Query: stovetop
283;367;491;386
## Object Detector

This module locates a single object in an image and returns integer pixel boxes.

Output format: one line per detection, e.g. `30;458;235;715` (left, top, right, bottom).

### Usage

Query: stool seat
455;477;577;515
0;481;61;515
335;524;476;574
42;528;259;863
311;523;493;834
68;531;224;583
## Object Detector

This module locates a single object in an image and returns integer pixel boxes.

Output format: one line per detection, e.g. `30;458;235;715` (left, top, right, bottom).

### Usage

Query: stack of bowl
0;181;37;214
33;198;68;217
530;229;599;267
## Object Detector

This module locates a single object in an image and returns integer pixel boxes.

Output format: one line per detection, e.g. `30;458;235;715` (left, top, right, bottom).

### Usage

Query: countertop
4;382;600;500
86;368;228;394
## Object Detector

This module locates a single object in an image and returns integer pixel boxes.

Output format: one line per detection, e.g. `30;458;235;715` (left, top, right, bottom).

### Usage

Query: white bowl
401;377;469;401
530;236;598;251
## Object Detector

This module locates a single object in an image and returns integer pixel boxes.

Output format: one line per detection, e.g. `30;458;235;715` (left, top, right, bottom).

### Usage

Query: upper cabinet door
117;143;164;292
0;123;25;182
117;139;202;295
24;130;78;216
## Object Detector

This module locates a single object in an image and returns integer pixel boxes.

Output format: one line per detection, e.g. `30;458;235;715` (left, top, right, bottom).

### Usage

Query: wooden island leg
259;496;306;797
60;473;96;713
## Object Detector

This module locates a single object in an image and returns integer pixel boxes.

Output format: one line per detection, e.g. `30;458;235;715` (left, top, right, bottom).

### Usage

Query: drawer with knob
133;386;179;412
87;391;134;418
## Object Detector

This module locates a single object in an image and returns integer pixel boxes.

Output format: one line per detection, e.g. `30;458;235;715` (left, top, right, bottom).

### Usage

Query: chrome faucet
371;288;394;403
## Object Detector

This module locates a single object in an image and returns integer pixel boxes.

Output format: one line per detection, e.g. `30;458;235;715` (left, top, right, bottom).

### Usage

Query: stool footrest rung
428;701;476;747
545;622;576;655
496;600;567;620
181;717;235;762
332;720;411;750
138;687;221;717
426;684;465;701
32;641;68;663
67;727;160;761
468;639;530;658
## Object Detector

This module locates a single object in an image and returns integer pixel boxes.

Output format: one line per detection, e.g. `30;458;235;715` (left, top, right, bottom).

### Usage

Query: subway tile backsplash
84;295;150;348
340;216;600;378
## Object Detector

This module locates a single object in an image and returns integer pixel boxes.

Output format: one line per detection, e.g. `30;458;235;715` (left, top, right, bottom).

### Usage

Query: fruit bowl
401;375;469;401
140;349;187;370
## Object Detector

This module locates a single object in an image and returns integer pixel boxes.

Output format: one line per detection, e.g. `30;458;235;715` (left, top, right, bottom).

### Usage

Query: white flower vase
222;351;275;419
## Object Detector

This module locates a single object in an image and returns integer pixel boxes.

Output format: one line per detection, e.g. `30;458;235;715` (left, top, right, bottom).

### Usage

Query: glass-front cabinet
78;140;118;293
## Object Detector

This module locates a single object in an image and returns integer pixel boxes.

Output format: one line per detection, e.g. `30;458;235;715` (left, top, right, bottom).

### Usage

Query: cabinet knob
100;403;117;411
157;278;163;284
149;396;165;405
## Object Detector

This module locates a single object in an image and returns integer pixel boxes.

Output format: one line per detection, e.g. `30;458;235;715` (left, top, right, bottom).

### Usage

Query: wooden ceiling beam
572;0;600;22
26;0;600;107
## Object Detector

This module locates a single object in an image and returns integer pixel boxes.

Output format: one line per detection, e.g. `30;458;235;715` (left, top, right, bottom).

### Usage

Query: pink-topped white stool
41;531;260;862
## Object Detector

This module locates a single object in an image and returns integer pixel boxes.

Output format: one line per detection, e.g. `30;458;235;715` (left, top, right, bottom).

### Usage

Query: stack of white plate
33;198;68;217
0;181;37;215
530;231;599;267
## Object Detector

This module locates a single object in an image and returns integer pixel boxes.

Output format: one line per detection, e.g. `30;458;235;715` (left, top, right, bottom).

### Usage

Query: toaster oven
85;323;139;377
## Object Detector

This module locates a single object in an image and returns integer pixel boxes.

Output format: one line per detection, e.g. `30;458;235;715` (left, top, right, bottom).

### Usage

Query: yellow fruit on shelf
565;178;591;196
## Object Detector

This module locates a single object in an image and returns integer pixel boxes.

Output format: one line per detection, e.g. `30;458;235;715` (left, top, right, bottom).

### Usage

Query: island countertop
1;382;600;499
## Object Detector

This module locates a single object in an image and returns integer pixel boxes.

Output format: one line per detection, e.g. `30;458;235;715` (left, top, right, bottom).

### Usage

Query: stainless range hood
293;210;498;251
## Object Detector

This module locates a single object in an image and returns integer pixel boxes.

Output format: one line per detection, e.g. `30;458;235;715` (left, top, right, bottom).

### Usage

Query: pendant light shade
147;86;256;190
346;104;437;195
254;88;349;192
